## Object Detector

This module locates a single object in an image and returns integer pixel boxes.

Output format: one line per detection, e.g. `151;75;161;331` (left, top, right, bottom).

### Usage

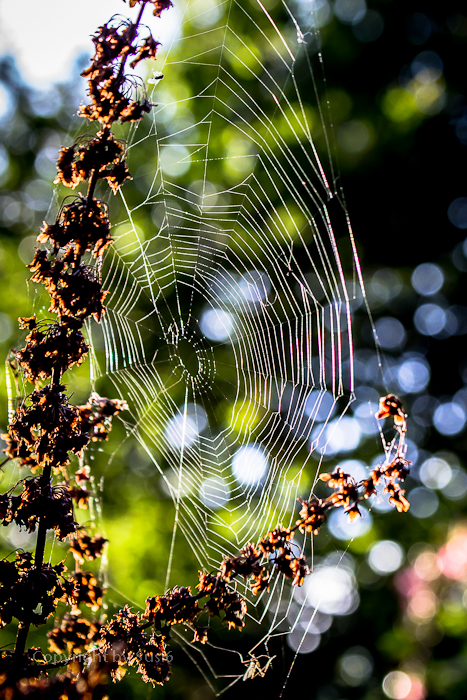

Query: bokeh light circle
448;197;467;229
397;357;430;393
200;308;234;341
408;487;439;519
411;262;444;296
383;671;412;699
231;445;268;486
433;402;466;436
375;317;406;350
413;304;446;336
368;540;404;575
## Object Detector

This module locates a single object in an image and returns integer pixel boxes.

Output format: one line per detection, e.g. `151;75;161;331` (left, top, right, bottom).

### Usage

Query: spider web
86;0;379;689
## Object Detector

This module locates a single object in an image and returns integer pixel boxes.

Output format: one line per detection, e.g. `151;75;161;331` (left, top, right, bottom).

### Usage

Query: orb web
86;0;375;688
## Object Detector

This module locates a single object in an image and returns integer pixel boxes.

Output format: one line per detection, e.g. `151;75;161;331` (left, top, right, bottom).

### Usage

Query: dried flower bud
4;384;89;469
258;526;292;555
48;613;102;655
16;319;88;384
130;34;160;69
376;394;407;425
125;0;173;17
71;571;104;611
219;543;262;582
144;587;199;628
297;498;327;534
70;532;108;564
38;198;112;260
78;393;128;441
2;479;76;540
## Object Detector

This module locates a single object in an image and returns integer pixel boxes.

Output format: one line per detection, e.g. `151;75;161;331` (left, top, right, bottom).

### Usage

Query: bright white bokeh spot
368;540;404;575
317;417;362;455
153;90;177;125
433;402;466;436
411;263;444;295
1;523;35;550
300;564;358;615
165;415;198;449
397;357;430;393
370;269;403;304
419;457;452;489
337;459;368;482
375;317;406;350
328;506;372;541
408;487;439;519
406;439;419;467
0;84;12;122
383;671;412;699
232;445;268;486
299;0;333;29
200;308;234;341
199;477;230;509
165;404;207;449
190;0;225;29
186;403;208;431
334;0;366;24
414;303;446;336
290;606;333;634
370;479;394;513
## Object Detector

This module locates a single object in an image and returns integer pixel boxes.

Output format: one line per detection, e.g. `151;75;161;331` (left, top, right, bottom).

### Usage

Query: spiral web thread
86;0;377;688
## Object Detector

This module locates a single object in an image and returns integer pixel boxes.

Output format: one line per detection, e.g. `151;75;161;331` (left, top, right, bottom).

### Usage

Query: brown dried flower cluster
78;12;166;126
77;394;129;442
48;614;102;656
211;394;410;599
0;553;74;628
89;395;410;687
4;384;89;471
1;384;410;695
37;200;112;262
0;478;76;540
15;317;88;386
69;532;108;565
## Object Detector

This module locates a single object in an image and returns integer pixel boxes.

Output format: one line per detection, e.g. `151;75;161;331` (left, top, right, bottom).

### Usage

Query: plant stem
116;1;148;82
85;169;100;217
35;463;52;570
14;624;29;665
13;461;53;665
14;323;60;663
